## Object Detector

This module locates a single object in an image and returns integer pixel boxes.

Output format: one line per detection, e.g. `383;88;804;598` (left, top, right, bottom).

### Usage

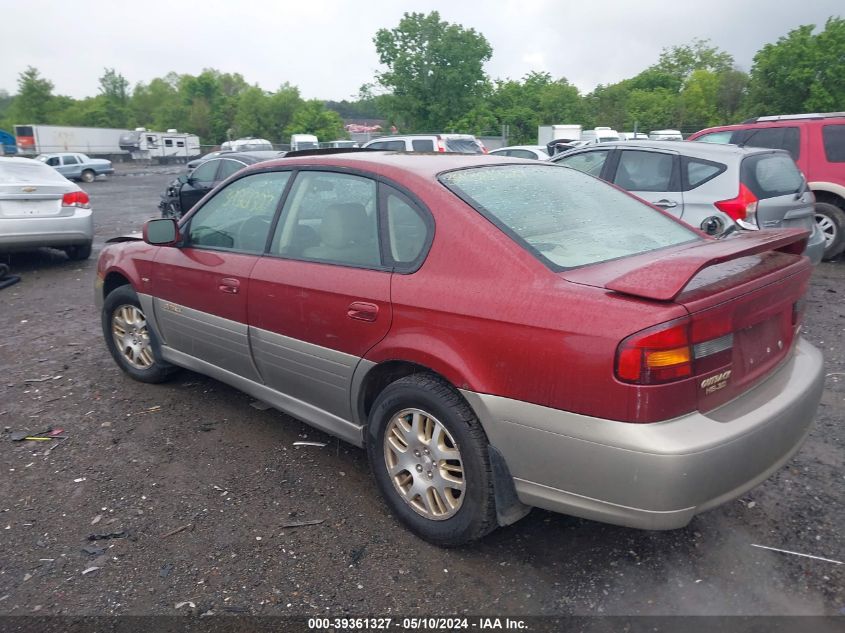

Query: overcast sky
2;0;841;101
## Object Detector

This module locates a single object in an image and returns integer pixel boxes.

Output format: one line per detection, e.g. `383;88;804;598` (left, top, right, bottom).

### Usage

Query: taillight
715;183;758;229
62;191;90;208
436;138;446;152
616;317;734;385
616;318;692;384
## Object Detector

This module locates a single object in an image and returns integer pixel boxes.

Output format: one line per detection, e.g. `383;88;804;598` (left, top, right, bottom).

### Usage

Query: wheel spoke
383;407;465;521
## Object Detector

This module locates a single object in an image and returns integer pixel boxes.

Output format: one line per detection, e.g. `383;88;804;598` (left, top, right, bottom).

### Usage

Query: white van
649;129;684;140
290;134;319;151
581;127;621;144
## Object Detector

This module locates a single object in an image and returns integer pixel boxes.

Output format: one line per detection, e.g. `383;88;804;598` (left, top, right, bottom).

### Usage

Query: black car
159;151;286;218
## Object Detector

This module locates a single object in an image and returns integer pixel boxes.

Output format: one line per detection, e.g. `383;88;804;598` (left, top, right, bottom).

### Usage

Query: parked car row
98;151;824;546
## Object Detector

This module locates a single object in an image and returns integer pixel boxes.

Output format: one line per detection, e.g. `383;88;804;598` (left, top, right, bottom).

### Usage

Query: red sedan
96;152;824;545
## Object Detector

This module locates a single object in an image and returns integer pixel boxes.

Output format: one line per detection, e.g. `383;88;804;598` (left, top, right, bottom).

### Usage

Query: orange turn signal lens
645;347;691;368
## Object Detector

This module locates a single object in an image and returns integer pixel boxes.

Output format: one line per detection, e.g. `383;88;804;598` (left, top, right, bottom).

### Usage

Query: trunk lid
563;229;812;412
0;183;69;218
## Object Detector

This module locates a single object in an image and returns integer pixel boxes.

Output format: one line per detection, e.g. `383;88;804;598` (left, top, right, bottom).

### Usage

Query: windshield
440;164;699;270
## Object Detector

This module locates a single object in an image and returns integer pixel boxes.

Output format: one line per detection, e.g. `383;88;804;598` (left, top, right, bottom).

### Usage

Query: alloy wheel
111;304;154;370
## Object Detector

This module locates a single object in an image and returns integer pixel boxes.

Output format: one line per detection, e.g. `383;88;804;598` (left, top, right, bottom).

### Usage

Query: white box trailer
14;125;130;157
538;124;582;146
119;128;201;163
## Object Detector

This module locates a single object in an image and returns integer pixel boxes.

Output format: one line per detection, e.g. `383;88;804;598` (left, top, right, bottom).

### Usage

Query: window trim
181;169;294;255
378;182;435;273
680;155;727;191
612;148;681;192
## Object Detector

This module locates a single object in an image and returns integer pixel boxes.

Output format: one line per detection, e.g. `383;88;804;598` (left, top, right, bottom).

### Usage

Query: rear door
149;170;291;379
247;169;393;423
610;148;683;217
58;155;79;178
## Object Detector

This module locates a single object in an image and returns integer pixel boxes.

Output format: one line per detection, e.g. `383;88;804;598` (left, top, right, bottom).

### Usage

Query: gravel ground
0;169;842;618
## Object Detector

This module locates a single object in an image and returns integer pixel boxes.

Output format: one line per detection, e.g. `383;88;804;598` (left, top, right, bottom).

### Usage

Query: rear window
822;124;845;162
444;138;483;153
741;153;804;200
0;160;69;183
440;165;698;270
737;126;800;160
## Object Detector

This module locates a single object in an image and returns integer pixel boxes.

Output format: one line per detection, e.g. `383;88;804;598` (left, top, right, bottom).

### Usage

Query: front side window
271;171;380;267
187;171;290;253
440;165;698;270
368;140;406;151
614;150;675;192
822;124;845;162
555;150;610;177
46;157;60;167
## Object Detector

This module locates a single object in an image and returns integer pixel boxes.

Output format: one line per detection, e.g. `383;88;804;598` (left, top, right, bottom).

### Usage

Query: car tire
815;201;845;260
64;242;92;261
80;170;96;183
102;285;177;383
367;373;497;546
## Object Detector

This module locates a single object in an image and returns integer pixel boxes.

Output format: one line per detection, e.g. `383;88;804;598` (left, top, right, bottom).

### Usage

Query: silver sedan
0;157;94;260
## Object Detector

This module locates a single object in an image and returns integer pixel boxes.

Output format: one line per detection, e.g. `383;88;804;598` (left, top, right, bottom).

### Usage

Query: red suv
96;152;824;545
688;113;845;260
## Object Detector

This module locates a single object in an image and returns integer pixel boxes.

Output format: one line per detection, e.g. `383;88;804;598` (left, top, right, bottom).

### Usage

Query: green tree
97;68;130;127
373;11;492;131
9;67;54;124
746;17;845;115
284;99;345;141
655;39;734;82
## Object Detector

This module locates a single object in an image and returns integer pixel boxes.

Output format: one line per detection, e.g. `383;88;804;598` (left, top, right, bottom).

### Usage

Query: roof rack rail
742;112;845;124
283;147;378;158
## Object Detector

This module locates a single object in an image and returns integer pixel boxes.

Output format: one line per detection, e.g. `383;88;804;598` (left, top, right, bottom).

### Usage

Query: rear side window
822;124;845;162
737;127;800;160
682;157;726;190
440;165;698;270
444;138;483;153
63;155;79;165
741;153;804;200
412;139;434;151
383;186;430;266
615;150;676;191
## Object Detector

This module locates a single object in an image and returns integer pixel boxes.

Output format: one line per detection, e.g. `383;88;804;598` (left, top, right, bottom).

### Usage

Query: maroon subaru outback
96;152;824;545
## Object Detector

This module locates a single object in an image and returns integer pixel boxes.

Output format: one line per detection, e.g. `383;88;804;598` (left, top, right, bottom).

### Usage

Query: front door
149;170;291;380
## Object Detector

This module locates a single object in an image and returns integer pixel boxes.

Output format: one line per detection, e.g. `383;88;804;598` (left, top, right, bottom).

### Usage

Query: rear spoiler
606;229;809;301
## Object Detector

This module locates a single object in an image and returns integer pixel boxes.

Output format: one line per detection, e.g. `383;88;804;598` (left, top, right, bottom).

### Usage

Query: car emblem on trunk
21;186;36;192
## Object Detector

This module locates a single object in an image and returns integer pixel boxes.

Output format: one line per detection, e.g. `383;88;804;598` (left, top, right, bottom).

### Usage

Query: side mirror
143;218;180;246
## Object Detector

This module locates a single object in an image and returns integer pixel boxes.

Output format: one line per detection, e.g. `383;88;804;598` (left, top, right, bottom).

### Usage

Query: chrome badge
701;370;732;395
162;302;182;314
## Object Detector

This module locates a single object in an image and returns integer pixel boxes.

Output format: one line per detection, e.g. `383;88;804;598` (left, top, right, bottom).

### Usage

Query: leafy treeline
1;13;843;146
0;68;346;145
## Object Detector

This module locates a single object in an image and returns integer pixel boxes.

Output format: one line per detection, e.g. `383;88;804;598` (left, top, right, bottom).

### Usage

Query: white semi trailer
14;124;130;157
537;124;583;146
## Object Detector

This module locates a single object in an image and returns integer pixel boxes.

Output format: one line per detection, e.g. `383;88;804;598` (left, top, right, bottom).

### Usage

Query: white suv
363;134;486;154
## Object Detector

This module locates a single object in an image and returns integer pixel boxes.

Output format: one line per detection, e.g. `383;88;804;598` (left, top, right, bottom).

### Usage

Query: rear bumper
0;211;94;251
462;338;824;530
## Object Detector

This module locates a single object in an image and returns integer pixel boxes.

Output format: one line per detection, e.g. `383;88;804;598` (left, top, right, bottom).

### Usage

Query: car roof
492;145;547;152
35;152;82;157
1;156;47;164
555;139;784;159
246;151;534;180
207;151;285;163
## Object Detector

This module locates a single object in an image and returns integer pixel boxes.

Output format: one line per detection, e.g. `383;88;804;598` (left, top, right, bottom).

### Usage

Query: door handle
653;199;678;209
218;277;240;294
347;301;379;322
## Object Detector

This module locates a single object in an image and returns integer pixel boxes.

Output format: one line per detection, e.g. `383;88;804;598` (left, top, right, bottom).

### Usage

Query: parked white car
489;145;549;160
0;157;94;259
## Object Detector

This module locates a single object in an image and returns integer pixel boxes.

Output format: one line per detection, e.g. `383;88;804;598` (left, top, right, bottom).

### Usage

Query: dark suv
688;113;845;260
